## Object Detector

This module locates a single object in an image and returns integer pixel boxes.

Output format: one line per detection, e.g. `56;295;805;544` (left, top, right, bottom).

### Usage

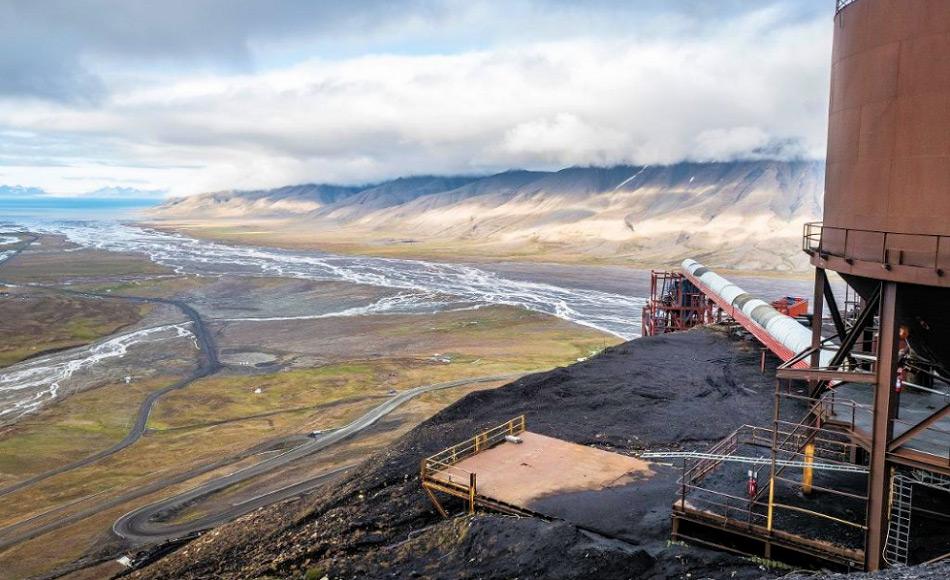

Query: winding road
0;240;222;497
0;373;522;551
0;293;219;498
0;231;531;555
112;373;522;543
0;435;303;551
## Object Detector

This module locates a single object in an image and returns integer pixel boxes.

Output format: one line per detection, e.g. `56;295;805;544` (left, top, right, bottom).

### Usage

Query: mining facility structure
664;0;950;571
420;0;949;573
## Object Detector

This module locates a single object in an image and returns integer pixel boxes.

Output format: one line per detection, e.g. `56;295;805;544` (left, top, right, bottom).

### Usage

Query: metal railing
675;422;870;549
423;415;526;478
420;415;527;512
649;450;867;474
820;391;950;465
803;222;949;274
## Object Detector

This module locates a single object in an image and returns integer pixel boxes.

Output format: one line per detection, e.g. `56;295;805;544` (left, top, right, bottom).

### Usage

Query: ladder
884;474;913;566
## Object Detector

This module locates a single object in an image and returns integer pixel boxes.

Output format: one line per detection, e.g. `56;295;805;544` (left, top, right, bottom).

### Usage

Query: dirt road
112;373;524;544
0;290;220;498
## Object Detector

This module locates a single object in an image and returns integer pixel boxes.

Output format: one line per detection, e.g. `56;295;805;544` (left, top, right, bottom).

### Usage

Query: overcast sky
0;0;834;196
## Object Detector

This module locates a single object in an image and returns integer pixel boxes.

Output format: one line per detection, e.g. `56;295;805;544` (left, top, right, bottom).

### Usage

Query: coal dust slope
788;561;950;580
132;328;781;580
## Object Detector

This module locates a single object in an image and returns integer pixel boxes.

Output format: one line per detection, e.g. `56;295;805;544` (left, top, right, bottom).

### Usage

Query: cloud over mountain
0;1;832;196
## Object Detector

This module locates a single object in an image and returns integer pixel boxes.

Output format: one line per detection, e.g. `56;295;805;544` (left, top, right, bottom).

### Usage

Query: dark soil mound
785;560;950;580
329;515;656;580
132;328;785;579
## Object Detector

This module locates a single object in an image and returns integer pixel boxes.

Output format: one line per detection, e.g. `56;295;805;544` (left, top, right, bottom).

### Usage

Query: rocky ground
131;327;792;579
786;562;950;580
117;325;950;580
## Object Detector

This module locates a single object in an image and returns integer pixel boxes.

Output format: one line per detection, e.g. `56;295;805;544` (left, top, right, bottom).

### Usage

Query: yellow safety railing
422;415;526;479
420;415;526;515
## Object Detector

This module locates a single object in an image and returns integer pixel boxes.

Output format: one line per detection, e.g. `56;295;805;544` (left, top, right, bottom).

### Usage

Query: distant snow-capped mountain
0;185;47;198
155;183;362;218
0;185;165;199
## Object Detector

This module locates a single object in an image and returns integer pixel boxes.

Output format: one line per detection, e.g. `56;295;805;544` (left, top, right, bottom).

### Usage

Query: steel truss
642;451;869;473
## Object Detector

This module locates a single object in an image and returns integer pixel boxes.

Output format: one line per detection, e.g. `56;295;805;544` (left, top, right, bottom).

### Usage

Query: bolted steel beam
865;282;900;572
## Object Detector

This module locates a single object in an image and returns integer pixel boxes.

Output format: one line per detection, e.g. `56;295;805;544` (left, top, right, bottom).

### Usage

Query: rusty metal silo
812;0;950;370
800;0;950;572
820;0;950;284
646;2;949;572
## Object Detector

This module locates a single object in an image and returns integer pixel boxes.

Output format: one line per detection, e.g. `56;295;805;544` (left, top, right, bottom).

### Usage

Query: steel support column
810;269;827;389
866;282;900;571
822;277;847;340
809;286;881;398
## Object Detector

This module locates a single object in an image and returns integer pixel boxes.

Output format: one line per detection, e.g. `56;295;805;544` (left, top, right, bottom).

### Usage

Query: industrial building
656;0;950;570
421;0;948;572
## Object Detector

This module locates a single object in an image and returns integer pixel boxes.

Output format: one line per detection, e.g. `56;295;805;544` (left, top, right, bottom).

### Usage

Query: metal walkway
641;451;869;474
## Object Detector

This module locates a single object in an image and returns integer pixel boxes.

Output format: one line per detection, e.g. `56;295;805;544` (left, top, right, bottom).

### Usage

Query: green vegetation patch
74;275;215;299
0;288;152;368
0;377;172;481
1;248;168;284
378;305;617;365
152;307;616;431
149;364;387;430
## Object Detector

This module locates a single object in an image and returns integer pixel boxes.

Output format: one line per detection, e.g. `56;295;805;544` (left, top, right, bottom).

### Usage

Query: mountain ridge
149;160;825;271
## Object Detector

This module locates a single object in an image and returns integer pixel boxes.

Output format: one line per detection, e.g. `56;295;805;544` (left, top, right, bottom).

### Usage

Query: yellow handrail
421;416;528;517
770;502;867;530
424;415;526;470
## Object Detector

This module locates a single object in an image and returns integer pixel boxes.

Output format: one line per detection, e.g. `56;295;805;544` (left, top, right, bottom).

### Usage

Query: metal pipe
682;259;833;368
803;442;815;495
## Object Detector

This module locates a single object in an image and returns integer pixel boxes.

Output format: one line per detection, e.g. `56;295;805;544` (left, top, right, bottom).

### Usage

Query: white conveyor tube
681;259;832;368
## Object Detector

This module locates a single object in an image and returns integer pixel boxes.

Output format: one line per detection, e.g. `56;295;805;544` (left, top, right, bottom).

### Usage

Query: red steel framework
641;271;714;337
644;267;811;369
657;0;950;570
668;257;950;570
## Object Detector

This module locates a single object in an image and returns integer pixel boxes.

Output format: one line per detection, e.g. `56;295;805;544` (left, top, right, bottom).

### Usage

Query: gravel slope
130;328;792;579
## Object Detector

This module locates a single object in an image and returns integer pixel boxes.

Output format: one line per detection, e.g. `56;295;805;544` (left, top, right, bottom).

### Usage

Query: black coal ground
786;561;950;580
131;328;799;580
